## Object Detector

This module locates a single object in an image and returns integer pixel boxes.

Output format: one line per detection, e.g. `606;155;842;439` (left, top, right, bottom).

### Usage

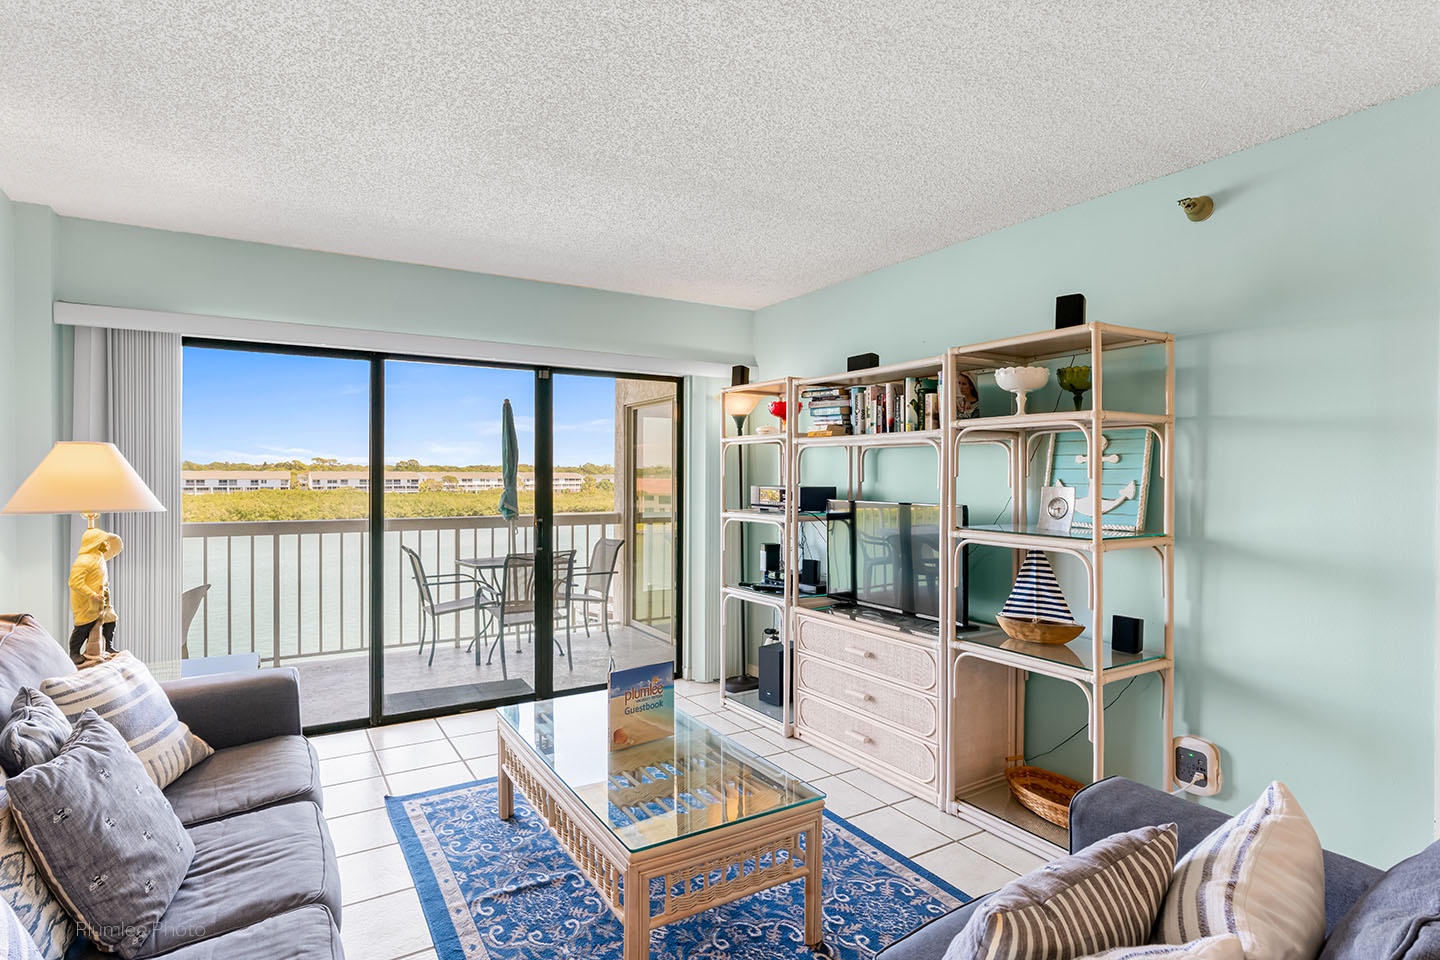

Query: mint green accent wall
5;203;66;630
754;87;1440;866
55;219;751;366
0;190;14;602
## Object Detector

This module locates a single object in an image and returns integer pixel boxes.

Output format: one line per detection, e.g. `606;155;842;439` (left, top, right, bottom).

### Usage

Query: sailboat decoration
996;550;1085;645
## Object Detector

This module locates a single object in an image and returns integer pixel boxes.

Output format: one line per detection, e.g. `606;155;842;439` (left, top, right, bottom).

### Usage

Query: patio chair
179;583;210;660
478;550;576;672
562;537;624;645
400;544;488;671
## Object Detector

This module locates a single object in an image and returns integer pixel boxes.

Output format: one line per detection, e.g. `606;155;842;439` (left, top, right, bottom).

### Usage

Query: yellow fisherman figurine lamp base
69;525;124;667
1;442;164;666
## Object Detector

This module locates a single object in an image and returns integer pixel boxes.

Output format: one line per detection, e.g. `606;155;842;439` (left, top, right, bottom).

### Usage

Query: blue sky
182;348;618;466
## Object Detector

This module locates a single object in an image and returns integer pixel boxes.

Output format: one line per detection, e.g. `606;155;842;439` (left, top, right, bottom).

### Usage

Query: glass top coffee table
498;692;825;959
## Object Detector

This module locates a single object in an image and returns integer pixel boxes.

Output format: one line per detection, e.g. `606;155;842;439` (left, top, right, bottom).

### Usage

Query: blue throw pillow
0;689;72;777
5;711;194;959
1320;840;1440;960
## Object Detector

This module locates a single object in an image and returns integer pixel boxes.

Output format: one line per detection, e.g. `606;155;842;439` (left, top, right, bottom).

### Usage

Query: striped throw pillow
943;823;1178;960
1086;935;1245;959
1153;781;1324;960
39;652;212;789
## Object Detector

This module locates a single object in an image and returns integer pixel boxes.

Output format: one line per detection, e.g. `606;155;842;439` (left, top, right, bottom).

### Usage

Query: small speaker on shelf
1056;293;1086;329
847;352;880;371
731;364;750;387
800;558;820;587
1112;615;1144;654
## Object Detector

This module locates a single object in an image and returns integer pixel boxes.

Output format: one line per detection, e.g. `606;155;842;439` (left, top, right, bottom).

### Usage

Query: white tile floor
316;680;1045;960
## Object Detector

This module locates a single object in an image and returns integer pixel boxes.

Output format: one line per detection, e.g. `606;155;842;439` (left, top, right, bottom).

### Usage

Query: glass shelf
954;523;1169;554
950;410;1170;433
720;585;787;609
954;624;1167;675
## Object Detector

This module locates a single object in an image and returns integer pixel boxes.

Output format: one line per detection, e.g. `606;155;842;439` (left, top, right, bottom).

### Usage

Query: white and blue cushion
0;894;45;960
0;790;73;960
40;652;211;789
1153;781;1324;960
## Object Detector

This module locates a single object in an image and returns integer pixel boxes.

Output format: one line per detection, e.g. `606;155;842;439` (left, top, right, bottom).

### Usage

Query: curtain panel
72;327;184;665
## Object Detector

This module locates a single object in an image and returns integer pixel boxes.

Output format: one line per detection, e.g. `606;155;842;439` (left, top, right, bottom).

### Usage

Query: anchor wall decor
1043;428;1155;532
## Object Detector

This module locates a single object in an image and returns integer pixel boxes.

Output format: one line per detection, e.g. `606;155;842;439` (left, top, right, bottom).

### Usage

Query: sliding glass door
181;345;372;728
380;360;539;716
181;343;681;729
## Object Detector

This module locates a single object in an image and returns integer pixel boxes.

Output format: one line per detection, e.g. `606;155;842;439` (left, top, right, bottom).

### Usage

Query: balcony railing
182;512;622;667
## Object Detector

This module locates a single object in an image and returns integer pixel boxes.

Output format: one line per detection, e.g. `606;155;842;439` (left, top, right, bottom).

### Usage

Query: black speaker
1112;615;1144;654
800;558;820;587
847;352;880;371
758;641;788;706
1056;293;1086;329
731;364;750;386
762;542;782;581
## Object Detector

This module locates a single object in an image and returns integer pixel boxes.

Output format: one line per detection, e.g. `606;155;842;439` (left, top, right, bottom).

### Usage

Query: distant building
182;470;290;494
298;470;597;493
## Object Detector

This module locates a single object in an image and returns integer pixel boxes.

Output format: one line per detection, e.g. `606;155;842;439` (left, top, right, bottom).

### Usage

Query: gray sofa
0;614;344;960
879;776;1382;959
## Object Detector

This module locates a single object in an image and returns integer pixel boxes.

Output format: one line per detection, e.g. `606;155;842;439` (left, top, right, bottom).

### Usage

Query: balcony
182;511;676;726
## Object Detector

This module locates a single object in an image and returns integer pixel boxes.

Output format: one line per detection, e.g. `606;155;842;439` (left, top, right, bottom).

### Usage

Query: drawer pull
843;689;874;703
843;646;876;659
845;729;873;746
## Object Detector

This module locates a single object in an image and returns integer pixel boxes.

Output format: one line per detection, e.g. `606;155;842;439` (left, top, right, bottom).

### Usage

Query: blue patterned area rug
386;778;970;959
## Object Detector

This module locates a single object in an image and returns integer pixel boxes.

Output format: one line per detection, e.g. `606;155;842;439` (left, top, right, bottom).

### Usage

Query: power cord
1024;677;1136;764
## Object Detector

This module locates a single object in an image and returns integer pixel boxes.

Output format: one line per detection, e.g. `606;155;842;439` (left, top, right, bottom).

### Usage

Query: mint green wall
55;219;750;366
0;190;14;602
754;87;1440;866
2;202;67;629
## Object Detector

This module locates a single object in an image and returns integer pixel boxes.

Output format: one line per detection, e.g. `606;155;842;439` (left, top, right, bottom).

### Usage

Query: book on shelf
808;402;852;415
806;425;853;437
800;387;844;400
850;386;868;433
810;413;849;424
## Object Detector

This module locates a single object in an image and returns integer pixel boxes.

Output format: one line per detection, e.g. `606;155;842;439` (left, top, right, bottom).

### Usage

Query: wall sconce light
1178;196;1214;222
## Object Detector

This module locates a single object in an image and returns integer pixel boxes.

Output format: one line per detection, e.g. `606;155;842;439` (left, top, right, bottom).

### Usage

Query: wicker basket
1004;756;1083;828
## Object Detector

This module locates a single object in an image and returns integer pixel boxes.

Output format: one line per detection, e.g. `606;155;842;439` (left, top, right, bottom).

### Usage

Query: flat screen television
825;500;969;627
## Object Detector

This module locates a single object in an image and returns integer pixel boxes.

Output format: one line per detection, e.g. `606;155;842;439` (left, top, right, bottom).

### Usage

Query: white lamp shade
723;392;762;418
2;442;165;516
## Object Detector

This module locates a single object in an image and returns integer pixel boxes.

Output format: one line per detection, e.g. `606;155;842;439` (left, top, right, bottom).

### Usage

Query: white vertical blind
97;330;183;664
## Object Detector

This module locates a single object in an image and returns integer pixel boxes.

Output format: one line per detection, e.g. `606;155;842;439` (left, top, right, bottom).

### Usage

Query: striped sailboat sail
1000;550;1076;624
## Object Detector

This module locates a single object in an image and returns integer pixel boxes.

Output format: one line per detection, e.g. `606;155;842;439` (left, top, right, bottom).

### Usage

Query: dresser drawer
795;692;938;788
795;615;938;693
795;654;938;739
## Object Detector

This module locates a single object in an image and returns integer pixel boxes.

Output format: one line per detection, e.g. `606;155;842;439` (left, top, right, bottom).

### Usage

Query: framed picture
1043;428;1154;532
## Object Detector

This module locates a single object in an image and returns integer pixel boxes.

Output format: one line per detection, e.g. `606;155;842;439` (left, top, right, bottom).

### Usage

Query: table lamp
2;442;165;662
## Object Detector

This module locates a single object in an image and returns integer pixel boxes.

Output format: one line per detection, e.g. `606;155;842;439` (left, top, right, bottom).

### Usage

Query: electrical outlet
1173;735;1221;796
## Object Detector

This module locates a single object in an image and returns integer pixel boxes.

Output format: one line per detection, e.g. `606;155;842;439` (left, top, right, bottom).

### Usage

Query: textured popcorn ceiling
1;3;1437;309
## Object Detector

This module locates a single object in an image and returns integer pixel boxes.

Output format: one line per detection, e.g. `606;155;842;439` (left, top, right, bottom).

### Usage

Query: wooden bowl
996;614;1084;645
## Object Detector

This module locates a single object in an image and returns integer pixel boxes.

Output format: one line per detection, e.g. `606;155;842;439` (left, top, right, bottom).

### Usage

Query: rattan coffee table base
497;724;824;960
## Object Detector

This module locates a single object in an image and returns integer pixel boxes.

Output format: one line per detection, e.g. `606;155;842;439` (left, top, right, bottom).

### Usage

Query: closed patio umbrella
499;399;519;550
